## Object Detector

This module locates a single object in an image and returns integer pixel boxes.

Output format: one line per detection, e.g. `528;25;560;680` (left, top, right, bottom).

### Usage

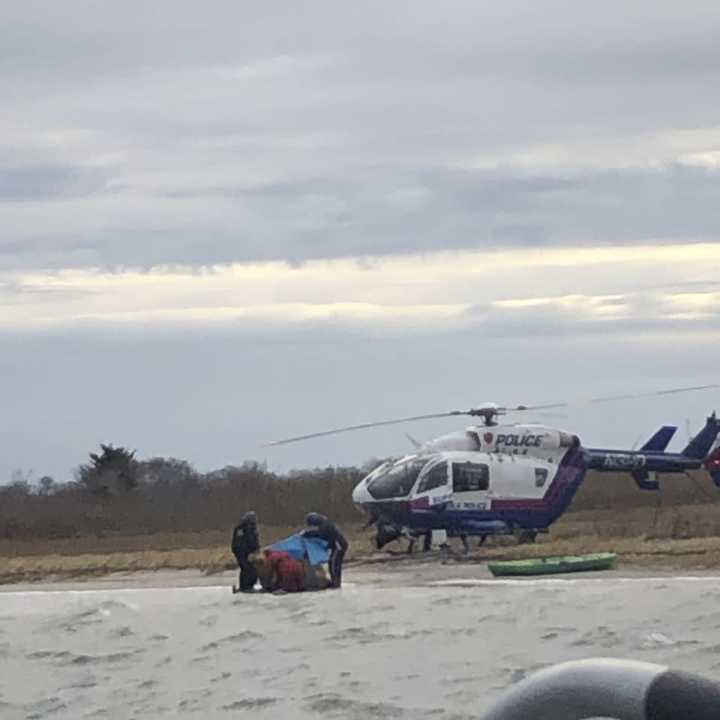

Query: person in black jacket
231;511;260;593
303;512;348;588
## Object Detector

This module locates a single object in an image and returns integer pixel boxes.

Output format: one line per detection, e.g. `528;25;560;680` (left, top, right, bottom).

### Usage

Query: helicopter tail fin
640;425;677;452
682;413;720;459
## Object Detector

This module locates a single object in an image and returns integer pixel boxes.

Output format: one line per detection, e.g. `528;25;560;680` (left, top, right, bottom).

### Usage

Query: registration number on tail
602;453;645;470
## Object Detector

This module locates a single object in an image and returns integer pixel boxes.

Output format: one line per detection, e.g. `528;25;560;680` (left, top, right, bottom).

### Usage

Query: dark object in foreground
481;657;720;720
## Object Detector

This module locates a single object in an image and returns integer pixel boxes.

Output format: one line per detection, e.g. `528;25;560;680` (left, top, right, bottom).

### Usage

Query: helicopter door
451;461;491;511
414;461;451;509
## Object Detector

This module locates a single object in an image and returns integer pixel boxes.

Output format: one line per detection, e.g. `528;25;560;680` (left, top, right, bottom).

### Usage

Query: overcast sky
2;1;720;483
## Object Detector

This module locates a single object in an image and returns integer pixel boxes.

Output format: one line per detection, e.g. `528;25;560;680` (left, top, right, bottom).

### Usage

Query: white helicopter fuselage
352;424;584;537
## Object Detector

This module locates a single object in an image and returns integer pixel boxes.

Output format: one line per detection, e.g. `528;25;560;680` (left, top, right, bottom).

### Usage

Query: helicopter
266;385;720;550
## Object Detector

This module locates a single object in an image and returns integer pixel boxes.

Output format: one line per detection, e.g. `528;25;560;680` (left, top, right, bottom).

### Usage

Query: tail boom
586;413;720;490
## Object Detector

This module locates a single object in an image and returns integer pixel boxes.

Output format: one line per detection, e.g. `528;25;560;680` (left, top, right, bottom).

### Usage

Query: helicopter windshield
366;458;427;500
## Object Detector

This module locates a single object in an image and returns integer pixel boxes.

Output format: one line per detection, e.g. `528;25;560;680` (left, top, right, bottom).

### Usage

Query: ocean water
1;570;720;719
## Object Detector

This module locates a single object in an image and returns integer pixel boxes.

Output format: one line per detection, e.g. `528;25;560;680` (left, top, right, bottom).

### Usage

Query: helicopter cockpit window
416;463;448;493
535;468;549;487
452;463;489;492
366;459;427;500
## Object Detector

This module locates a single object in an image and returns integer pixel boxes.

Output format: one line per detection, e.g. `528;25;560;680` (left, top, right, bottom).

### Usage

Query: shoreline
3;558;720;595
4;532;720;587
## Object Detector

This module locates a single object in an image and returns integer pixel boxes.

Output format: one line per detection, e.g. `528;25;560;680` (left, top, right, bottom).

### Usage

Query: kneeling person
303;513;348;588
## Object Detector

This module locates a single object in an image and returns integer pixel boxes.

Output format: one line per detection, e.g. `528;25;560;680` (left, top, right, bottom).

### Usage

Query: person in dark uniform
231;511;260;593
303;512;348;588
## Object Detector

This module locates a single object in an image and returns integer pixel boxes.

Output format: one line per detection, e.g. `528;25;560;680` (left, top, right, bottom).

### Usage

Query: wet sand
2;561;720;719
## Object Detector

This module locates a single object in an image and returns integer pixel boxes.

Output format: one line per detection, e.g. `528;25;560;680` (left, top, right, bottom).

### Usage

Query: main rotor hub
469;404;507;426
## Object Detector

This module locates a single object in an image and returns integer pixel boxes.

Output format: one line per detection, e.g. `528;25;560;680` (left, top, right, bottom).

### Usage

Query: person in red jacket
264;549;305;592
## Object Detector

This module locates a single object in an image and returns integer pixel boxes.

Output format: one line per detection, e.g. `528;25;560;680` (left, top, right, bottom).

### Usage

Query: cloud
2;3;720;272
2;2;720;481
0;165;109;202
469;292;720;339
1;242;718;340
1;165;720;272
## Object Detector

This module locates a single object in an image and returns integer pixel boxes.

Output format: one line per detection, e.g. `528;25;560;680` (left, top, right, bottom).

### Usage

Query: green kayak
488;552;616;577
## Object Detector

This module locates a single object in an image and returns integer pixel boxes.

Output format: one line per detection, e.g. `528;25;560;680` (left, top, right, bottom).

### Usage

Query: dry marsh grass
4;503;720;584
2;470;720;584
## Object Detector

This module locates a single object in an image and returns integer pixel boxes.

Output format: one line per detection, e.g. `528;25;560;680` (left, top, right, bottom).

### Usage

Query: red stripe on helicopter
410;496;430;510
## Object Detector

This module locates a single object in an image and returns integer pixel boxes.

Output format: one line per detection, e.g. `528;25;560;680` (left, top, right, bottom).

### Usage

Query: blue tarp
269;533;330;566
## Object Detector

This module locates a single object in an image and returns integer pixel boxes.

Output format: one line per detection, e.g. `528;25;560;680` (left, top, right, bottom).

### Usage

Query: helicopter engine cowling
476;426;579;456
419;431;482;454
418;427;580;456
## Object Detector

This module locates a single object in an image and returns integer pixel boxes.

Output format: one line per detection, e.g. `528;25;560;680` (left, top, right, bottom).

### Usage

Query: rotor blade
504;403;569;412
515;411;568;421
263;411;466;447
586;383;719;404
264;383;718;447
506;384;720;414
